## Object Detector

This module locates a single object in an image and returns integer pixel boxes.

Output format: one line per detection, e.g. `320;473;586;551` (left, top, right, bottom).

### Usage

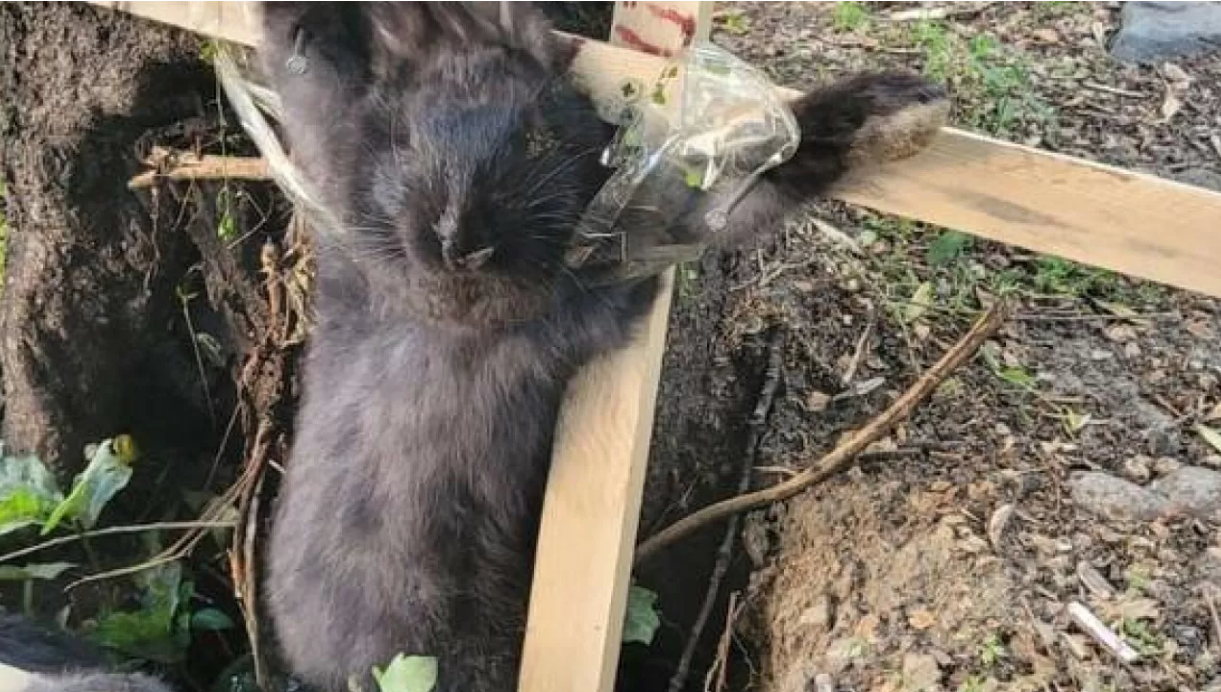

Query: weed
216;188;238;243
1030;256;1119;297
979;632;1007;667
1121;618;1163;656
958;677;988;692
926;230;973;267
675;262;700;301
199;39;220;65
832;2;869;32
907;21;1055;137
1125;565;1151;594
718;9;750;36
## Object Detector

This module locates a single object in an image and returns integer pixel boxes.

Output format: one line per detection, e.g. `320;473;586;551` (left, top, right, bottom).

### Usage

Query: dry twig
0;520;236;565
229;418;274;690
128;146;269;189
668;332;784;692
635;301;1009;564
702;591;744;692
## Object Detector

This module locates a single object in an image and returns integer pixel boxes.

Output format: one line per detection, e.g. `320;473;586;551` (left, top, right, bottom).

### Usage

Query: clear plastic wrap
569;40;800;279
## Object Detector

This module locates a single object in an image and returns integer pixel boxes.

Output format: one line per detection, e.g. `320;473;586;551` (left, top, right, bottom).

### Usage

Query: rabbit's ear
259;3;374;95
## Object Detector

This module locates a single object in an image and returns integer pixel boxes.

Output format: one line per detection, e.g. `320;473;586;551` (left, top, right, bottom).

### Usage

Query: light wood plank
86;0;1221;298
519;6;712;691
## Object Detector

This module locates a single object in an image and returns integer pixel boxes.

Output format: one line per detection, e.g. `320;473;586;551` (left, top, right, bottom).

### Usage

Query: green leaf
902;282;934;324
1064;410;1091;434
372;654;438;692
0;453;63;536
997;366;1037;389
622;585;661;646
92;562;192;664
191;608;236;632
1195;424;1221;455
926;230;972;266
0;562;75;581
42;438;135;534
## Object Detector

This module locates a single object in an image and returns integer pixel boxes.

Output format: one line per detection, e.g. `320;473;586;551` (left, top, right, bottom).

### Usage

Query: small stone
908;608;937;631
1069;472;1169;521
1124;342;1142;359
1110;2;1221;63
1152;456;1182;476
799;596;834;633
901;653;941;691
823;638;861;675
1122;456;1153;483
1150;466;1221;517
1105;324;1138;343
1148;426;1182;457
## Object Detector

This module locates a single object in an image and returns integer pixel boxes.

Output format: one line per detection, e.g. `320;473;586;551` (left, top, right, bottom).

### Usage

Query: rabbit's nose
440;237;494;271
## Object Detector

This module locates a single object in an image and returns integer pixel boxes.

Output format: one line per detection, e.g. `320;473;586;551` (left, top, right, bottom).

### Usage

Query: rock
1069;472;1169;521
1152;456;1182;477
1122;456;1152;483
1147;425;1182;457
823;638;860;675
901;652;942;691
1110;2;1221;63
799;596;834;633
1150;466;1221;517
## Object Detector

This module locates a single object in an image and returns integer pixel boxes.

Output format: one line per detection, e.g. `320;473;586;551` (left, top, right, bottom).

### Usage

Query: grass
832;2;869;32
902;20;1056;138
979;632;1007;668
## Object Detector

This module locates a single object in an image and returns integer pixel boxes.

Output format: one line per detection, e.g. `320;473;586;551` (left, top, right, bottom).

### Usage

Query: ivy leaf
92;562;192;664
0;562;75;581
372;654;438;692
0;452;63;536
42;437;137;535
190;608;236;632
622;585;661;646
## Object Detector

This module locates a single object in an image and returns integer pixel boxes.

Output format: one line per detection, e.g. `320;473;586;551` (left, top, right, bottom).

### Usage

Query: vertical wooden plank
518;4;713;692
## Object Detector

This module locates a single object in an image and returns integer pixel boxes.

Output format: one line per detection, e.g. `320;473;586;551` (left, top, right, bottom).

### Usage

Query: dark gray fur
258;3;947;691
0;613;173;692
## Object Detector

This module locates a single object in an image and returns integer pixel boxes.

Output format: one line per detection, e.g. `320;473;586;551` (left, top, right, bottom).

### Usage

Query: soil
1;3;1219;692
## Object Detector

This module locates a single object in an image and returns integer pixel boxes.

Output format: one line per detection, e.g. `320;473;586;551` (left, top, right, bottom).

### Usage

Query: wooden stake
518;6;711;692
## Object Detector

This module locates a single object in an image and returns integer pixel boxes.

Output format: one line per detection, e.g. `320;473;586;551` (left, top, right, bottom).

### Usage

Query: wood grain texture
87;0;1221;298
519;6;710;692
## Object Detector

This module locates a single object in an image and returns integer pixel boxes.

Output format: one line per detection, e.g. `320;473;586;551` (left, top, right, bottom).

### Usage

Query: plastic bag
569;40;800;278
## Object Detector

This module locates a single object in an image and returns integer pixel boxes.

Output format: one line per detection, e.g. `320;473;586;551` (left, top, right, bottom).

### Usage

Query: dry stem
129;147;269;189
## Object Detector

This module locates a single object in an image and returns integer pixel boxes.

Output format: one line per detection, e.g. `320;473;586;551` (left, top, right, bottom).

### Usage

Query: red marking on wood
613;25;672;57
645;5;697;45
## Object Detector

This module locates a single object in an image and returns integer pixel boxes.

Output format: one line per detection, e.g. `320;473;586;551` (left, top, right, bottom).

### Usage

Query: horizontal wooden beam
88;0;1221;299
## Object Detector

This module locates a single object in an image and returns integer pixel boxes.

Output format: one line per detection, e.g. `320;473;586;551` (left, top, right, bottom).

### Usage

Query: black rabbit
0;613;174;692
257;3;948;691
